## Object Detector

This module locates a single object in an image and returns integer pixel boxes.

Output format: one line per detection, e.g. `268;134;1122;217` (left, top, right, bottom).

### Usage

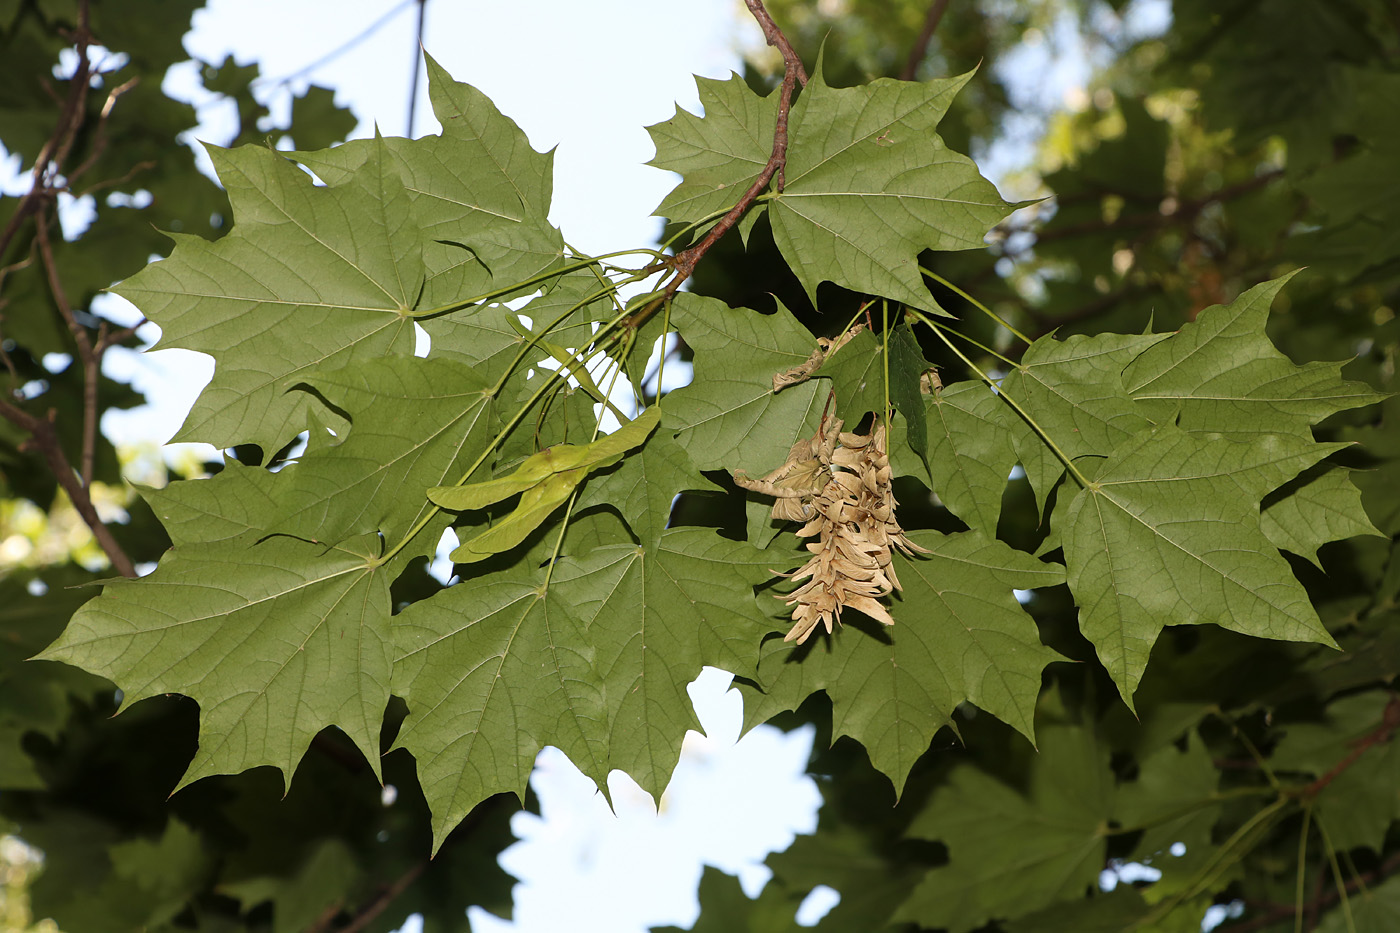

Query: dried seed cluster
735;417;927;644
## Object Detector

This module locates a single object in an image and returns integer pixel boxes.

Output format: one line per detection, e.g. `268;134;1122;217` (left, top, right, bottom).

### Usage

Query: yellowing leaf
449;468;584;563
428;407;660;513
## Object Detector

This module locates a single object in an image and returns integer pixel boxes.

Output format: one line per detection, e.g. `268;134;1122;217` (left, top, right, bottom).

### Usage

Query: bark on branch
0;0;139;579
625;0;807;329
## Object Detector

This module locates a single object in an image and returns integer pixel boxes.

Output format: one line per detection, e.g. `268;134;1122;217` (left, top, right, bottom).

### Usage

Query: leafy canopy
8;5;1397;931
37;47;1378;849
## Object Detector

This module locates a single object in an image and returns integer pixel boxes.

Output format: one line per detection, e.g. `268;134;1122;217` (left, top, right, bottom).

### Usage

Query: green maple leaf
647;74;777;238
766;822;928;933
392;529;771;846
1261;465;1385;567
647;65;1013;313
118;137;419;451
818;325;887;422
891;380;1020;535
896;722;1115;932
1000;331;1167;512
742;530;1064;793
1000;889;1150;933
222;838;360;933
41;533;394;789
1114;731;1221;894
663;293;826;474
887;320;933;472
550;530;774;796
0;568;108;789
651;866;802;933
1121;273;1385;435
574;427;710;546
143;357;494;562
768;65;1015;314
1063;424;1341;704
391;562;598;850
121;58;561;453
290;55;563;313
1317;875;1400;931
424;271;616;390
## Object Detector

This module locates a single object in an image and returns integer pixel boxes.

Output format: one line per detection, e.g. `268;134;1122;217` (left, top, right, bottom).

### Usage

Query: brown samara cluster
734;415;927;644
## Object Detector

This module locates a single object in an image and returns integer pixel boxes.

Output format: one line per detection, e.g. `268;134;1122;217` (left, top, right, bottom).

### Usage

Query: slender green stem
660;192;776;252
487;278;640;397
1317;816;1356;932
819;299;877;369
1342;849;1370;899
563;241;670;276
920;314;1019;367
1229;720;1286;793
408;250;661;320
567;239;633;317
541;329;636;590
910;306;1092;489
655;295;674;400
919;264;1032;345
881;300;891;423
540;489;583;589
1107;785;1275;836
1295;803;1313;933
1135;796;1291;930
380;362;574;566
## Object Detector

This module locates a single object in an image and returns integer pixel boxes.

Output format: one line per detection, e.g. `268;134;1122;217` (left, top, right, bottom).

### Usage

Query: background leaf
896;721;1115;932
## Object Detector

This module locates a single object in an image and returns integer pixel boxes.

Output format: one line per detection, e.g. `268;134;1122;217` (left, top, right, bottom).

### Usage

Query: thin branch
335;861;426;932
0;0;96;262
900;0;952;81
0;0;141;579
66;76;140;187
1219;851;1400;933
0;398;137;578
746;0;809;87
624;0;806;333
34;210;100;486
0;327;19;386
994;168;1286;257
1297;695;1400;799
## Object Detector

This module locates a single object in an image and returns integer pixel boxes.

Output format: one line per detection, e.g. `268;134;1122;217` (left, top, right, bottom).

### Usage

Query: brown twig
34;210;102;485
0;327;19;386
336;861;427;933
0;398;137;577
900;0;952;81
0;2;95;264
1298;695;1400;799
66;76;140;188
1208;697;1400;932
1219;851;1400;932
0;0;138;579
995;168;1286;258
624;0;807;332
